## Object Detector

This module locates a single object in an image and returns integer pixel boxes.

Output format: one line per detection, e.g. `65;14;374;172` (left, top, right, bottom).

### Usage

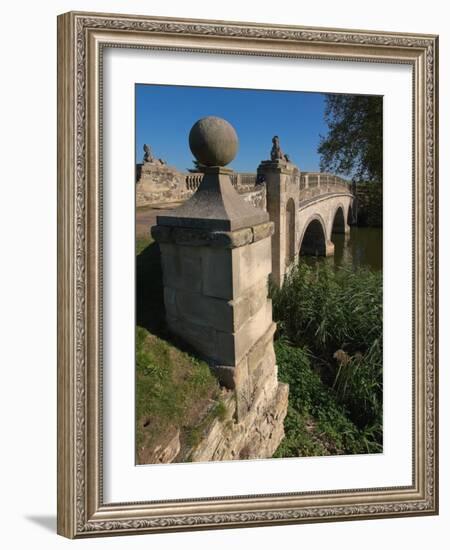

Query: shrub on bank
271;263;383;455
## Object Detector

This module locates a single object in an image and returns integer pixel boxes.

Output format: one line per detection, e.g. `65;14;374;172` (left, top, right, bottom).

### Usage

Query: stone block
167;317;217;360
212;301;272;367
174;289;233;333
247;322;277;374
232;300;273;364
159;243;182;287
210;228;253;248
233;357;252;421
163;287;178;319
251;352;278;403
252;221;274;243
202;247;233;299
233;237;272;297
232;279;268;331
173;227;211;247
150;225;172;243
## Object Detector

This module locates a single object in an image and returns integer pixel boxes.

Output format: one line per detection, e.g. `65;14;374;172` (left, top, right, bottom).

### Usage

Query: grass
136;326;224;463
271;262;382;355
271;262;383;456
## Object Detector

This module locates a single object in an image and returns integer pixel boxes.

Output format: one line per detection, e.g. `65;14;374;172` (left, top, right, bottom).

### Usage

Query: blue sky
135;84;328;173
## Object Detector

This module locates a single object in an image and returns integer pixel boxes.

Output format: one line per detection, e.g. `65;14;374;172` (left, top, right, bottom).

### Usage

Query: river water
305;227;383;272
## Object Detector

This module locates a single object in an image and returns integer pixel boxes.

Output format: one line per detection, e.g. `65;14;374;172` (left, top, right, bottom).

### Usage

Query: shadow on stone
136;240;166;336
136;239;206;358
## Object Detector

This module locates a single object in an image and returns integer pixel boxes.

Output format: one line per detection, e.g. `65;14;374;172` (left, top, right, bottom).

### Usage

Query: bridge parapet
185;171;258;193
299;172;351;202
300;172;349;187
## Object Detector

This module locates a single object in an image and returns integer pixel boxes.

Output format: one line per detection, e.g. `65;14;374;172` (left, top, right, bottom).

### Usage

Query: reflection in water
304;227;382;272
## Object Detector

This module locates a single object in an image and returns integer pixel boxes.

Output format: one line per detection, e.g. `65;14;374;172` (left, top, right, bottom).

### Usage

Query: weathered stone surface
242;186;266;211
170;288;234;333
158;169;268;232
233;357;252;421
210;228;253;248
152;224;270;249
257;159;293;175
136;162;189;207
151;224;172;243
257;159;300;287
139;427;181;464
189;116;239;167
201;247;234;299
212;300;272;366
232;279;268;331
233;236;272;296
247;322;277;374
159;244;204;293
167;316;218;360
252;221;274;242
189;382;289;462
172;227;211;247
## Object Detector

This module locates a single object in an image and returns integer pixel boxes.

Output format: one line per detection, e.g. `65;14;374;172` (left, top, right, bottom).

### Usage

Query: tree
318;94;382;183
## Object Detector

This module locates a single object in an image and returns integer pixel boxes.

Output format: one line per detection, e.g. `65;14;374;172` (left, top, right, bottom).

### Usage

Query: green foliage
274;342;374;456
213;400;228;422
135;326;220;453
318;94;383;183
271;263;382;356
355;181;383;227
271;263;383;456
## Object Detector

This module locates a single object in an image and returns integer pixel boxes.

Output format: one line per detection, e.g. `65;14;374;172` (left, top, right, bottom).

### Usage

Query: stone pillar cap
258;159;297;172
158;167;268;231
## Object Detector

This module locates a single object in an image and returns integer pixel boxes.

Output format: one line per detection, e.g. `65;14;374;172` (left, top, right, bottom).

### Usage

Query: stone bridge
139;163;354;288
137;156;354;285
184;168;354;286
256;162;354;286
151;117;355;461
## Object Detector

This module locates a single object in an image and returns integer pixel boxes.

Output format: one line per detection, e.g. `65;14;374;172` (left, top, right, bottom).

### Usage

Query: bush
271;263;383;455
274;342;378;456
271;263;382;354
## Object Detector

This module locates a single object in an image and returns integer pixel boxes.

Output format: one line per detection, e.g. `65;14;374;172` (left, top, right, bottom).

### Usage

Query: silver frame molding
57;11;439;538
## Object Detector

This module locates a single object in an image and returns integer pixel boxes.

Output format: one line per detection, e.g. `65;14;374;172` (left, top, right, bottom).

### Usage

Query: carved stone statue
143;143;153;163
270;135;289;162
143;143;167;165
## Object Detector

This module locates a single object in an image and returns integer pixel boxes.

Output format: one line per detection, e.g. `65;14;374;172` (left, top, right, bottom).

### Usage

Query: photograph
134;84;383;465
55;10;438;537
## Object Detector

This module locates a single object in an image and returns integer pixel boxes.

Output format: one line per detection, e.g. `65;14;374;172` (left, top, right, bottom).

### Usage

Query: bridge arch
331;204;346;235
285;198;296;266
299;215;328;257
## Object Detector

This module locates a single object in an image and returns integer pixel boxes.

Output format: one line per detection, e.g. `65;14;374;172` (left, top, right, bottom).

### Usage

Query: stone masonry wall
152;217;288;460
136;165;266;209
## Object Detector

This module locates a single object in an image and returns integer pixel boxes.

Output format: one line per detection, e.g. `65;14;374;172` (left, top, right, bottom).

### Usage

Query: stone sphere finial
189;116;239;167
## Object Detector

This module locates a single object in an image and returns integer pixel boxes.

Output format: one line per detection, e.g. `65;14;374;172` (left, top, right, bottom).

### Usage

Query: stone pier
258;158;301;287
151;117;288;460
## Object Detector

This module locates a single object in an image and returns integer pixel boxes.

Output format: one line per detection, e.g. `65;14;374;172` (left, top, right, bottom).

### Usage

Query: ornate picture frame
57;11;438;538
